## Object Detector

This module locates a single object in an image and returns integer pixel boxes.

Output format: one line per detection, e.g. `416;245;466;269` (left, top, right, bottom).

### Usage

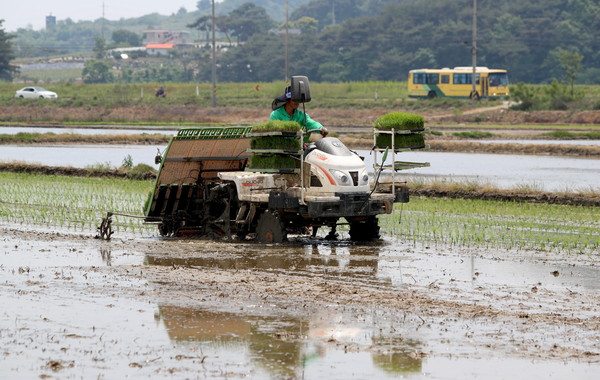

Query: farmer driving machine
97;76;428;242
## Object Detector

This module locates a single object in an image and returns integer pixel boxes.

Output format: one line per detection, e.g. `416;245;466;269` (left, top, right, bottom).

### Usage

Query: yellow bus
407;67;509;100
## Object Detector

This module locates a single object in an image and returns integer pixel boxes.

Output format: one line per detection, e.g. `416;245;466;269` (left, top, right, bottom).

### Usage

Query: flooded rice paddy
2;230;599;379
0;144;163;169
466;139;600;146
1;126;599;378
1;145;599;191
0;125;178;135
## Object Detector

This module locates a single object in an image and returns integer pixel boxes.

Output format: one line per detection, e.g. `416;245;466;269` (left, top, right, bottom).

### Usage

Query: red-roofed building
144;30;192;55
146;43;175;49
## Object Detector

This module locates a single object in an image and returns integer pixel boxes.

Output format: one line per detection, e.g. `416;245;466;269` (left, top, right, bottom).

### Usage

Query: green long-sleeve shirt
269;106;323;133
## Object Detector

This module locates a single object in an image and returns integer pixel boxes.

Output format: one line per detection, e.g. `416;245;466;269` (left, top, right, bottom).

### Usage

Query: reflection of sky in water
463;139;600;146
157;306;419;379
376;247;600;292
1;145;599;191
0;144;164;168
0;126;178;135
360;150;600;191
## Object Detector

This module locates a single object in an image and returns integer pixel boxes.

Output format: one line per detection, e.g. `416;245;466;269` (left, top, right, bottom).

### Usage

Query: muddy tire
255;211;287;243
158;220;174;237
349;216;380;241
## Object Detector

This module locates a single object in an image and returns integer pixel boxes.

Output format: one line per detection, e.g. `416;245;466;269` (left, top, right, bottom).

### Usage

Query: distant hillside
9;0;600;85
210;0;600;84
12;0;310;58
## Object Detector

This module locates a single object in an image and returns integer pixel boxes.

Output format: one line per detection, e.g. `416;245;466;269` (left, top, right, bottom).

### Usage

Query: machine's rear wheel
349;216;380;241
158;220;173;237
255;211;287;243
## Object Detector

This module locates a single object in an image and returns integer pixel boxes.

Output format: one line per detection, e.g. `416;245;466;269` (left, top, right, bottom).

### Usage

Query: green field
381;197;600;255
0;172;154;235
2;81;599;117
0;172;598;254
1;81;412;109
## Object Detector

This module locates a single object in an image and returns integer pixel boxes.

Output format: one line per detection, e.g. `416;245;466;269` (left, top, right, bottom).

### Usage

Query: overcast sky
2;0;201;32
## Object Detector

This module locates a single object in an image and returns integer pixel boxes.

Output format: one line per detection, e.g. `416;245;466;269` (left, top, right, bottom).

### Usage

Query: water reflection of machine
157;305;307;379
144;240;424;377
143;243;380;278
156;305;423;378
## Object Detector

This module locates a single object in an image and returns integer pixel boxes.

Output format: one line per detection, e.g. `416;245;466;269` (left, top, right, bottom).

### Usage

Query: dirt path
427;102;512;120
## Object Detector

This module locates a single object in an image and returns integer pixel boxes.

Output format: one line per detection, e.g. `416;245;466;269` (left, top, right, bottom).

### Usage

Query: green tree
111;29;142;46
509;82;539;111
289;17;319;34
557;50;583;97
544;78;571;110
188;15;212;44
82;60;114;83
222;3;275;43
93;37;107;59
0;20;19;81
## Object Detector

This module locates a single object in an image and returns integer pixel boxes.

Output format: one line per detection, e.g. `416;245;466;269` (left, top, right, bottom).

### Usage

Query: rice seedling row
1;172;598;252
0;172;154;235
381;197;600;255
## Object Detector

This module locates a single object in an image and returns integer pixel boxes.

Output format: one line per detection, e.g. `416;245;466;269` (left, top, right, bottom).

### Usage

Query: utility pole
211;0;217;107
471;0;478;101
101;1;106;40
332;0;336;25
285;0;289;80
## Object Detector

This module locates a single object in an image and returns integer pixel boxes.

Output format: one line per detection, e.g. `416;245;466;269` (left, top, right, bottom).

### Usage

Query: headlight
330;169;351;186
359;169;370;186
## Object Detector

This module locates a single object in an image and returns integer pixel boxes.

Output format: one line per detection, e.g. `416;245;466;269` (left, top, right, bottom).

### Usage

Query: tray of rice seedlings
247;120;302;172
393;160;431;170
248;154;300;173
249;120;303;136
249;135;302;154
374;112;426;150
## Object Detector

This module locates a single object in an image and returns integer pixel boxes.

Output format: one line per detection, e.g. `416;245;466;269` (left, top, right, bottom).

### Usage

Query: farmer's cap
272;86;294;110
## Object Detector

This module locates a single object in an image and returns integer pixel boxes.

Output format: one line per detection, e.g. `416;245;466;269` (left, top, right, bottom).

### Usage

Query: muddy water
2;230;599;379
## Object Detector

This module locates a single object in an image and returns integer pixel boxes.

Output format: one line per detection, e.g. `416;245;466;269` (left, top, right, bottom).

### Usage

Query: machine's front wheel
255;211;287;243
349;216;380;241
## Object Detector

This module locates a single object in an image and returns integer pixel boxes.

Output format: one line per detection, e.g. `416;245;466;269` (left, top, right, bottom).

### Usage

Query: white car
15;87;58;99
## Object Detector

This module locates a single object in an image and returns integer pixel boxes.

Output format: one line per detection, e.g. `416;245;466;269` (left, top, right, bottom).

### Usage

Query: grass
0;172;154;235
451;131;495;138
381;197;600;255
0;132;171;145
2;81;599;114
542;130;600;139
0;81;497;111
18;68;83;82
1;171;598;253
0;82;405;109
